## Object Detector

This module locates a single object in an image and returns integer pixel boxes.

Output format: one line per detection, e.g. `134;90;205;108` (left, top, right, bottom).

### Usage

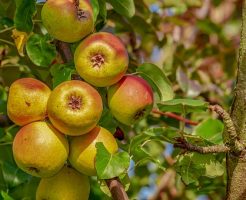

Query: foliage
0;0;241;199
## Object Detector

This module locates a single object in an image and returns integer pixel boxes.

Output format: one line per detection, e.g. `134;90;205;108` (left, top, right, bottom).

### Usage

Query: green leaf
106;0;135;18
157;99;208;114
91;0;99;22
99;108;118;133
50;63;75;88
95;142;130;179
1;191;14;200
137;63;174;101
14;0;36;32
193;118;224;144
26;34;56;67
175;153;225;185
1;162;30;188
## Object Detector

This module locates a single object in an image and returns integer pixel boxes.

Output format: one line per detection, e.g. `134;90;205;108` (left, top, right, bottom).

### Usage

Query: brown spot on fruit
28;167;40;173
25;101;31;107
91;54;105;68
68;95;82;110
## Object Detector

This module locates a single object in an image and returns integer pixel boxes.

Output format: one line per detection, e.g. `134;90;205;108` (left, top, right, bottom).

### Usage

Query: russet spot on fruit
12;121;69;178
47;80;103;136
7;78;51;126
74;32;129;87
36;165;90;200
41;0;94;43
108;75;154;125
69;126;118;176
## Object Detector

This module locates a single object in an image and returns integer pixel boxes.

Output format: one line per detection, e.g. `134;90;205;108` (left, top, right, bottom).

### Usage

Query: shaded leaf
137;63;174;101
157;99;208;114
26;34;56;67
96;143;130;179
50;63;75;88
106;0;135;18
14;0;36;33
2;162;30;188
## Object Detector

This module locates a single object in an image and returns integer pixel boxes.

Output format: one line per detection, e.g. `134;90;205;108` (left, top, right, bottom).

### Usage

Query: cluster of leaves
0;0;241;199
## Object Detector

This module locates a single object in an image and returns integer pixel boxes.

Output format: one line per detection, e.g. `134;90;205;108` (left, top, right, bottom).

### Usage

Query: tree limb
174;138;230;154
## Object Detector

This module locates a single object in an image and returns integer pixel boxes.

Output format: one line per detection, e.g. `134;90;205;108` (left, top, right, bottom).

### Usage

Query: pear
7;78;51;126
69;126;118;176
41;0;94;43
36;165;90;200
47;80;103;136
108;75;154;125
74;32;129;87
12;121;69;178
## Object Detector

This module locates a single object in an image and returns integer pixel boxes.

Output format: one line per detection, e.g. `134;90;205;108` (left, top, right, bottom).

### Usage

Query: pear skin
74;32;129;87
108;75;154;125
41;0;94;43
69;126;118;176
47;80;103;136
13;121;69;178
7;78;51;126
36;165;90;200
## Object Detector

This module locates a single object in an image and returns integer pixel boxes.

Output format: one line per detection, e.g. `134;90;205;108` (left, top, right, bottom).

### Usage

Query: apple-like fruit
108;75;154;125
47;80;103;136
36;165;90;200
12;121;69;178
41;0;94;43
69;126;118;176
74;32;129;87
7;78;51;126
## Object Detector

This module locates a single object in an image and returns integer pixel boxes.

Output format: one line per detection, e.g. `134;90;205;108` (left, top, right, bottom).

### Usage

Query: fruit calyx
74;0;88;20
91;54;105;68
68;94;82;110
134;109;146;120
28;166;40;173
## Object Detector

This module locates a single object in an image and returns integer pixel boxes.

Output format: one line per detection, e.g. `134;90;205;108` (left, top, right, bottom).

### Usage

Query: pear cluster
7;0;154;199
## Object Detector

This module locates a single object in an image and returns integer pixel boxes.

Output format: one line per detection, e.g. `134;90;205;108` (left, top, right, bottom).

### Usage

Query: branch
152;109;199;126
55;40;129;200
209;105;244;151
106;178;129;200
55;40;73;63
174;138;230;154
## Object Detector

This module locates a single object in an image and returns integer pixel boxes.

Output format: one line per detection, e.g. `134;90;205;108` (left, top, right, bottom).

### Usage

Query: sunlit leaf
106;0;135;18
157;99;208;114
137;63;174;101
96;142;130;179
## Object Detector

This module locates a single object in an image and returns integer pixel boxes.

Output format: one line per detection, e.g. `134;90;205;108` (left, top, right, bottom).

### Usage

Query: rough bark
227;1;246;199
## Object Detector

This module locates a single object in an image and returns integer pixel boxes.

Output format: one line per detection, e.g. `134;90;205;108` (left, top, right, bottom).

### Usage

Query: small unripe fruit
108;75;154;125
41;0;94;43
13;121;69;178
7;78;51;126
36;165;90;200
47;80;103;136
69;126;118;176
74;32;129;87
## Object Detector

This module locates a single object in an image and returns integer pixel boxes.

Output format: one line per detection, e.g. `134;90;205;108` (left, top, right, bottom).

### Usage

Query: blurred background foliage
0;0;243;199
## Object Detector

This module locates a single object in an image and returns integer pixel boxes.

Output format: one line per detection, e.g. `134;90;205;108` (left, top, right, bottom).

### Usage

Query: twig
54;40;73;63
55;39;129;200
0;114;13;127
106;178;129;200
152;109;199;126
209;105;243;151
174;138;230;154
0;26;14;34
